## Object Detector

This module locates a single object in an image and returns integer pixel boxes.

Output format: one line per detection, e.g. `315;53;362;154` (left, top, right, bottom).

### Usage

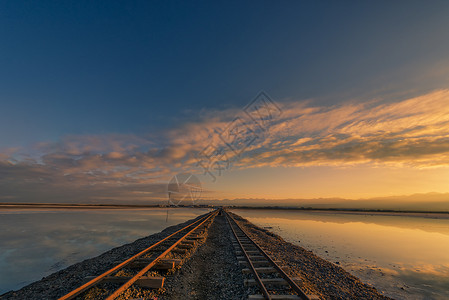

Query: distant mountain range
1;192;448;212
195;192;449;212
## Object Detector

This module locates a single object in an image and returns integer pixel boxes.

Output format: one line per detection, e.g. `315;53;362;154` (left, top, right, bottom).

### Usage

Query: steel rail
225;211;271;299
59;210;217;300
225;210;310;300
105;209;218;299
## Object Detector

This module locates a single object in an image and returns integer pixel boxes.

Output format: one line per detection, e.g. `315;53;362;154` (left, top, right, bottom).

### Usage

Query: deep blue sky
1;1;449;147
0;1;449;146
1;1;449;202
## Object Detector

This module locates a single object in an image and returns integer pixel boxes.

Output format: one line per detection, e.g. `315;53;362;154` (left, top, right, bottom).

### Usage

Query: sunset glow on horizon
4;3;449;300
1;2;449;206
2;89;449;204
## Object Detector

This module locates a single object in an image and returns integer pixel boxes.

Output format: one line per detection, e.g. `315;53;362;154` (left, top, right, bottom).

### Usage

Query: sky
1;1;449;204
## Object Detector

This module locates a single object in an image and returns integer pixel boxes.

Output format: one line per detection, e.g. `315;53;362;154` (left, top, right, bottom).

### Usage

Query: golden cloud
1;89;449;202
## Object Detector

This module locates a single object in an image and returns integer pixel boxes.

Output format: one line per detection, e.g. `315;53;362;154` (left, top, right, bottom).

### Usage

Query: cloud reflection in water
233;209;449;300
0;208;208;294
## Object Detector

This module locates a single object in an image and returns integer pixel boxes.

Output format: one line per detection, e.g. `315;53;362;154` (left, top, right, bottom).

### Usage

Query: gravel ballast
0;214;209;300
1;210;391;300
229;212;391;300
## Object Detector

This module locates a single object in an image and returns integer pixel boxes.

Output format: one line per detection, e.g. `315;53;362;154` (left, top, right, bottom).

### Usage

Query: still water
0;207;209;294
232;209;449;300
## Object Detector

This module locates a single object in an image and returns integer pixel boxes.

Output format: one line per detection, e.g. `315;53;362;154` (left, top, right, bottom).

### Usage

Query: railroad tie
83;276;165;289
225;210;312;300
177;243;194;249
182;240;195;245
59;210;219;300
238;260;281;266
187;236;204;240
241;267;280;274
236;255;266;261
116;260;175;270
244;277;302;286
236;250;259;255
172;248;187;254
248;295;321;300
159;258;182;266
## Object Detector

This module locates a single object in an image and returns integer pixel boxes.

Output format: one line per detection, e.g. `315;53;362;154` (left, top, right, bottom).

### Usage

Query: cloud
1;89;449;202
240;89;449;168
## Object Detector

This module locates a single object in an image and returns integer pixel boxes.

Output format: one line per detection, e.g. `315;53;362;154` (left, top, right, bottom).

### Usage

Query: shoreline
0;214;208;299
1;203;448;217
1;211;389;299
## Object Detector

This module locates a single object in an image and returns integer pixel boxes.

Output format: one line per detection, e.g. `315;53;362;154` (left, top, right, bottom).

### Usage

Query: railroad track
59;209;218;300
224;210;319;300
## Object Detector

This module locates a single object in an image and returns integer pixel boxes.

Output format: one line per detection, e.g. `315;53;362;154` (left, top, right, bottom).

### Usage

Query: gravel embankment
229;212;392;300
2;210;392;300
161;212;246;300
0;213;210;300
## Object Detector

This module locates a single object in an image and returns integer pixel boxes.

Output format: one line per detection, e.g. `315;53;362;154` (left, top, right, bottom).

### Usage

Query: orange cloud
242;89;449;168
1;89;449;202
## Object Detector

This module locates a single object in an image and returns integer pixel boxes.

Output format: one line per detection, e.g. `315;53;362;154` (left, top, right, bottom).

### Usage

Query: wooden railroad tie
172;248;187;254
187;236;204;240
239;260;281;267
61;211;217;300
241;267;288;274
248;295;321;300
237;244;254;247
115;261;174;270
236;250;260;255
160;258;182;266
114;258;182;270
177;243;194;249
182;240;195;245
237;255;266;261
83;276;165;289
233;244;256;248
244;277;302;286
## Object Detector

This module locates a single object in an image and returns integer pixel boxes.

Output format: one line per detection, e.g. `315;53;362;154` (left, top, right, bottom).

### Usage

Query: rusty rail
224;210;311;300
59;209;218;300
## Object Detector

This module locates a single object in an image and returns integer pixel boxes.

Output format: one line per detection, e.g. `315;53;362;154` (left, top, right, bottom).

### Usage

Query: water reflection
0;208;208;294
232;209;449;300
